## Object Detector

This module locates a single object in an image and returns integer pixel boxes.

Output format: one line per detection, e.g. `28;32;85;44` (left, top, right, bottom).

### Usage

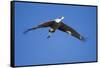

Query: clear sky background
14;2;97;66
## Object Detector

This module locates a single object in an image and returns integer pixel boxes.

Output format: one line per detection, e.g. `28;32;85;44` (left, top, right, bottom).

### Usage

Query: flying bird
24;16;85;41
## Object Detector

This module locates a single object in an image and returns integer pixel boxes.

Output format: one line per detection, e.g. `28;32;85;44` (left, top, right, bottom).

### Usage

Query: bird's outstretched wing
58;22;85;41
24;21;54;34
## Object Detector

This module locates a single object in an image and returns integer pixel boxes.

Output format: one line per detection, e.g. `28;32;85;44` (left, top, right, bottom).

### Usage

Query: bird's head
60;16;64;20
54;16;64;23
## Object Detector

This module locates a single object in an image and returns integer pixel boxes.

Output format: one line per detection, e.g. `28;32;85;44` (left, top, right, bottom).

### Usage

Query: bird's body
49;21;61;32
24;16;85;41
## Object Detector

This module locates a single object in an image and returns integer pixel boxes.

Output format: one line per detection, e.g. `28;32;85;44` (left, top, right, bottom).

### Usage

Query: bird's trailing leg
47;32;52;39
47;28;54;39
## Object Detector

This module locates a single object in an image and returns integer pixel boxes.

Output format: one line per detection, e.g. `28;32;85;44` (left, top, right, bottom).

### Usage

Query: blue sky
14;2;97;66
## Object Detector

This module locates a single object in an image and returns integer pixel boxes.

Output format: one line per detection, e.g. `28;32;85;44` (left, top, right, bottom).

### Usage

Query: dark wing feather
24;21;53;34
58;22;85;41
